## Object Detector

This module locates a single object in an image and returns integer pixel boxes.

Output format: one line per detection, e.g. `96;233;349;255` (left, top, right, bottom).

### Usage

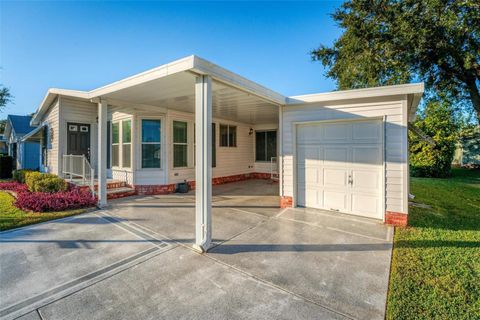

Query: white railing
270;157;279;181
62;154;95;195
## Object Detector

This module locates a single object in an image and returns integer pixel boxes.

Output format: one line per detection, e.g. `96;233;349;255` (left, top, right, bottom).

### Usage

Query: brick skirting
134;172;274;196
385;211;408;227
280;196;293;208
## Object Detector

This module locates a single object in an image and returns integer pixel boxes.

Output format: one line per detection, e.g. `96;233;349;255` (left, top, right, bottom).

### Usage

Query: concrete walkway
0;180;393;320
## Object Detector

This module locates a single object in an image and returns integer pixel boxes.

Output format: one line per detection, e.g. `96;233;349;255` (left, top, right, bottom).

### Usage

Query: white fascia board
89;55;196;98
287;82;425;105
190;56;286;105
21;124;45;142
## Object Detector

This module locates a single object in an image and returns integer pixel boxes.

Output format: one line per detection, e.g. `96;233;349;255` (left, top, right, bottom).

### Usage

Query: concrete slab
13;311;41;320
0;212;167;319
209;215;393;320
38;246;345;320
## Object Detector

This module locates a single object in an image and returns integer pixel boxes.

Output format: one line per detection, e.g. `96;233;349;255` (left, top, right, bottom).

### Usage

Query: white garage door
296;120;383;219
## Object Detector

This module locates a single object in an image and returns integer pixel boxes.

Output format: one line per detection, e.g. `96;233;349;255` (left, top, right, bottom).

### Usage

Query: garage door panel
324;147;348;167
351;194;380;218
296;120;383;219
352;170;380;191
322;123;350;142
352;147;382;166
324;191;348;211
352;121;382;142
324;168;347;187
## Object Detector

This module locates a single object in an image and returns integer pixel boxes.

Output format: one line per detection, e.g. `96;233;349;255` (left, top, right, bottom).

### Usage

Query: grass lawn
0;191;87;231
387;168;480;319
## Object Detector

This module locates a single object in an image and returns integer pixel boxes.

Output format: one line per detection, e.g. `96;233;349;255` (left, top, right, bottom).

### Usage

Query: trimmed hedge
12;169;35;183
24;172;68;193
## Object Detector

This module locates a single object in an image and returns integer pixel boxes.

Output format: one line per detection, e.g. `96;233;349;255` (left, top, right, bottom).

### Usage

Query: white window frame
255;130;277;162
111;121;120;168
173;120;189;168
141;118;163;170
122;119;132;169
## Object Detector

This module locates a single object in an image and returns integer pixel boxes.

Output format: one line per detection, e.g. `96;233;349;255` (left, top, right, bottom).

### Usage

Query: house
0;134;7;155
3;115;41;170
27;55;424;251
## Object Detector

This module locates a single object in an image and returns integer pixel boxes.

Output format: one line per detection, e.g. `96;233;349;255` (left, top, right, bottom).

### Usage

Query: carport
87;56;284;252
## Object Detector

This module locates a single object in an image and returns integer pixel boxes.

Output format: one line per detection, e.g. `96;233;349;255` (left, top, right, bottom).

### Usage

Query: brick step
107;187;137;200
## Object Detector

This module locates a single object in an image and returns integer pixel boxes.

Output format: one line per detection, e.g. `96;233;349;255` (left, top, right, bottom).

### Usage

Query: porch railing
270;157;279;181
62;154;95;195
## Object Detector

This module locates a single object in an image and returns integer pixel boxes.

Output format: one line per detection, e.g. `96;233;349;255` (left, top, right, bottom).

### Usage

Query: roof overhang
21;124;45;142
287;83;424;122
31;55;286;126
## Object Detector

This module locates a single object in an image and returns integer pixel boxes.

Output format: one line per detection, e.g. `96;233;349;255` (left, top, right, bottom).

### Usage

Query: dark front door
67;123;91;160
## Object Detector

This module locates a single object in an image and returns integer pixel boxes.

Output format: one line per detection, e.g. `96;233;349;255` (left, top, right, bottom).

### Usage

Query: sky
0;1;343;117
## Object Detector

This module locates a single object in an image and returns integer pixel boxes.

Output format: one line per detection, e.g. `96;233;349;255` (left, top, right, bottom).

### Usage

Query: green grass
387;168;480;319
0;191;86;231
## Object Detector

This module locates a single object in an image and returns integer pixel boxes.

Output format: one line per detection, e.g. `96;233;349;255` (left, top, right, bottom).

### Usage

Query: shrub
12;169;35;183
0;181;29;193
24;172;67;193
0;156;13;179
15;188;97;212
409;100;460;178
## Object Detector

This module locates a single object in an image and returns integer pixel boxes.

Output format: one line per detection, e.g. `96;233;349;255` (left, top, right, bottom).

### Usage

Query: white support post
194;75;212;252
97;99;108;207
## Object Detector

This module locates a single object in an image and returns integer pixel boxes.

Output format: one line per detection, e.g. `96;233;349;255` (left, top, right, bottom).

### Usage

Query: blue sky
0;1;343;116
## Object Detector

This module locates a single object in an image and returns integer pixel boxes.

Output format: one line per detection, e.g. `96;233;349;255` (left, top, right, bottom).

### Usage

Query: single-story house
28;55;423;251
3;115;41;170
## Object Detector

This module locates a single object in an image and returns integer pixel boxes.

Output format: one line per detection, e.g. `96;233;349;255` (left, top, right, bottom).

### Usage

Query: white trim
292;117;386;220
288;83;424;104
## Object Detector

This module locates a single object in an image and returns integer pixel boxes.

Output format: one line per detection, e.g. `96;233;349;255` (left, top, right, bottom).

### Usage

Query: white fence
62;154;95;195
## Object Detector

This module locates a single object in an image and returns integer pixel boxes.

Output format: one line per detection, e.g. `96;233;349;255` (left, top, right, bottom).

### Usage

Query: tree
0;119;5;134
0;85;12;111
311;0;480;122
409;99;460;177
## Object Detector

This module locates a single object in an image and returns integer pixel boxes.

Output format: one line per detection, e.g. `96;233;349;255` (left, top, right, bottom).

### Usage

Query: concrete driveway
0;180;393;320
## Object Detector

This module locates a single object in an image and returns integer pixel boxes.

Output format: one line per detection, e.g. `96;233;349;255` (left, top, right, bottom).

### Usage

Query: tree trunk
465;75;480;122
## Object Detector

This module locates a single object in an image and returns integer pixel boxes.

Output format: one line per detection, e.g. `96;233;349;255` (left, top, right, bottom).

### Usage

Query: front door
67;123;91;160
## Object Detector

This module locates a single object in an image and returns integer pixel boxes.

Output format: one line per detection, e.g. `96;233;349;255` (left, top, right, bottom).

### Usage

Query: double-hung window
141;119;161;168
220;124;236;147
255;130;277;162
173;121;188;168
122;120;131;168
112;122;120;167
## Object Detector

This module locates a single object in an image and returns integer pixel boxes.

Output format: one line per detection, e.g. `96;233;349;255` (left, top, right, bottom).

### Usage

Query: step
107;187;137;200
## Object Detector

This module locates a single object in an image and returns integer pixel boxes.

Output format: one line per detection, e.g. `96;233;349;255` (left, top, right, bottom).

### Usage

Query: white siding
42;99;60;175
58;98;98;175
281;95;409;216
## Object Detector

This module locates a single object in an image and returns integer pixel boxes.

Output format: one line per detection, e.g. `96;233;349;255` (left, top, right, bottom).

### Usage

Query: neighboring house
0;134;7;155
3;115;41;170
28;55;423;248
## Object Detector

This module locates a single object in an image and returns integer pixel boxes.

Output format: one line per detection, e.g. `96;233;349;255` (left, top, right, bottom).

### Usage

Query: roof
30;55;425;125
7;115;37;136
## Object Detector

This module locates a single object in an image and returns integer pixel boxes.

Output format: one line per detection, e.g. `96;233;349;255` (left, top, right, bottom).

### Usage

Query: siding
281;95;409;215
42;99;60;174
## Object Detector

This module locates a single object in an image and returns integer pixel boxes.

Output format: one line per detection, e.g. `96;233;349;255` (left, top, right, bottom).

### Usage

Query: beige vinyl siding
281;95;409;215
58;98;98;174
42;99;60;175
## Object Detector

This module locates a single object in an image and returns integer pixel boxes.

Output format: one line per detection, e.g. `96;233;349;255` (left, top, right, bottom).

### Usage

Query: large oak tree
311;0;480;122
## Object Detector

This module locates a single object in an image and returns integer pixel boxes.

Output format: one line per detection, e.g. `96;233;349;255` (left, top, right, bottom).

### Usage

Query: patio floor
0;179;393;320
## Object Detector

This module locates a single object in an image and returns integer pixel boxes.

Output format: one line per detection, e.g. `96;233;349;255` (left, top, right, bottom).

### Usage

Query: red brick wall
135;172;273;195
280;196;293;208
385;211;408;227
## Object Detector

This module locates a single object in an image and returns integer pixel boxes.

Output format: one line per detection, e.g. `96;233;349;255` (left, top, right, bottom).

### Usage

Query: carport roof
30;55;424;125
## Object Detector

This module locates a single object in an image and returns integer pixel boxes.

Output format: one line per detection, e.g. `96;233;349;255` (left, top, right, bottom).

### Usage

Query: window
141;119;161;168
42;126;48;167
255;131;277;162
122;120;131;168
112;122;119;167
220;124;236;147
107;121;111;169
173;121;188;168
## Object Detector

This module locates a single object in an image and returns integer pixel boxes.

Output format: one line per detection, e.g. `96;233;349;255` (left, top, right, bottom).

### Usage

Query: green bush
409;100;459;178
12;169;35;183
24;172;68;193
